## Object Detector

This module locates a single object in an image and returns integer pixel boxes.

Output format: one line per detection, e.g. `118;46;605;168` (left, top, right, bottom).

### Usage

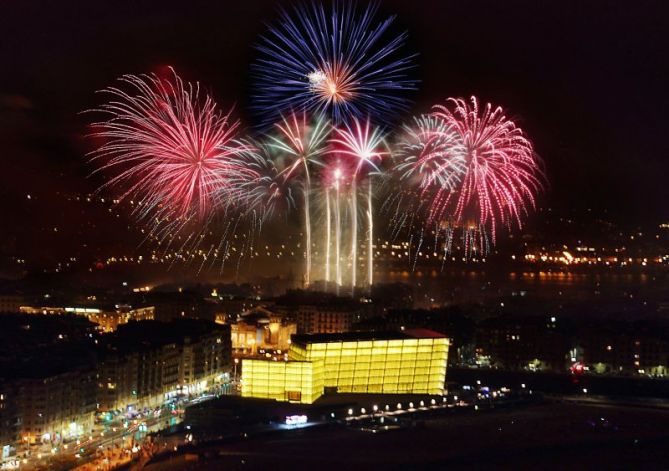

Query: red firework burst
431;96;544;240
88;68;255;227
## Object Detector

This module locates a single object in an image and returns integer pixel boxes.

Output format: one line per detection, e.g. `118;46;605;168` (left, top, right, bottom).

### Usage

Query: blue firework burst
251;1;418;128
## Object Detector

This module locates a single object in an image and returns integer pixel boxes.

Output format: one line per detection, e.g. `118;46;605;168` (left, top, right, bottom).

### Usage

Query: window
286;390;302;402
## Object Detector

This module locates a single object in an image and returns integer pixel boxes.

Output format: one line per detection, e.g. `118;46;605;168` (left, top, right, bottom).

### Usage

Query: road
8;387;232;471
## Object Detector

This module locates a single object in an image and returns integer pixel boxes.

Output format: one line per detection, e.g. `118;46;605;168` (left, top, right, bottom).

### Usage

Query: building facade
230;308;297;354
241;330;449;404
293;305;359;334
18;305;155;333
241;360;323;404
97;320;232;412
17;369;96;444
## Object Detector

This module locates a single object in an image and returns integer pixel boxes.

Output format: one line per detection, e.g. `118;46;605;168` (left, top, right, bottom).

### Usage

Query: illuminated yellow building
241;330;449;403
241;359;324;404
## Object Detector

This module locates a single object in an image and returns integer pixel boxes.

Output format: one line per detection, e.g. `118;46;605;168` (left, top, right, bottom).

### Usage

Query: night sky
1;0;668;274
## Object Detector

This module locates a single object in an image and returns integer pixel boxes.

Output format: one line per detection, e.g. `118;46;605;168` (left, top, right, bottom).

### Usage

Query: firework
236;141;297;221
320;164;348;293
389;114;466;257
251;1;417;128
266;112;330;287
432;96;544;241
386;98;542;263
89;69;256;229
87;69;267;279
329;118;388;290
395;114;466;198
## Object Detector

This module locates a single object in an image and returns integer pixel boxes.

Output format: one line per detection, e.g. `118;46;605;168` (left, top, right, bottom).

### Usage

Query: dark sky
1;0;668;273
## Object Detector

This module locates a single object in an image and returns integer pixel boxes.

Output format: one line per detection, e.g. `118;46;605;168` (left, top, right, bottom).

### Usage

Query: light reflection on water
379;268;658;308
382;269;651;285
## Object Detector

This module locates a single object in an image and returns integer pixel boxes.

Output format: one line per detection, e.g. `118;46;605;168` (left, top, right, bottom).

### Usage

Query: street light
233;358;239;382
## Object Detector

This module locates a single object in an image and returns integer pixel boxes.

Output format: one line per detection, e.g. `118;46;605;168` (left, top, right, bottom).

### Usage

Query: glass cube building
241;359;324;404
241;329;449;403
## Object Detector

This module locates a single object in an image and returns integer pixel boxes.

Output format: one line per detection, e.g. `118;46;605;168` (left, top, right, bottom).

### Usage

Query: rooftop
291;329;447;345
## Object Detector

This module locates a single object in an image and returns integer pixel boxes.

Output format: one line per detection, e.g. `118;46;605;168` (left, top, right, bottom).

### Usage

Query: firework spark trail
214;221;231;274
240;142;296;221
198;243;215;275
325;187;331;283
412;228;423;272
384;192;407;242
220;241;229;274
350;180;357;292
391;114;465;261
252;2;417;128
367;178;374;289
267;112;330;287
334;170;342;293
219;215;241;275
329;118;387;288
391;209;409;243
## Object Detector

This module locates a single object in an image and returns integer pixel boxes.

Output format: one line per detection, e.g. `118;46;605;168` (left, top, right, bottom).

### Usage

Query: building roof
103;319;229;354
291;329;447;345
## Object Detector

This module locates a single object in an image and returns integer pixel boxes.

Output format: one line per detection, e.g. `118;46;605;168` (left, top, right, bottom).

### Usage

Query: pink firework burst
88;68;255;228
432;96;544;241
395;114;466;203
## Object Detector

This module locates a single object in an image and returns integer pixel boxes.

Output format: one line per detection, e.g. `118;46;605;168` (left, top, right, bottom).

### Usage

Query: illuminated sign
285;415;308;425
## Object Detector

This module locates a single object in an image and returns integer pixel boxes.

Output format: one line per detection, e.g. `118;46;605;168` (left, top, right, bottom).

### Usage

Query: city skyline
1;3;668;469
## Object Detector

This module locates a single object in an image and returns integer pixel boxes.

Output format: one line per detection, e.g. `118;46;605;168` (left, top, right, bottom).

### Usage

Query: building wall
17;370;96;444
240;336;449;404
266;319;296;350
579;330;669;376
96;353;139;412
231;320;297;353
18;305;155;333
97;325;232;411
231;322;259;352
289;338;449;395
180;331;231;393
241;359;324;404
292;306;358;334
0;383;17;446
